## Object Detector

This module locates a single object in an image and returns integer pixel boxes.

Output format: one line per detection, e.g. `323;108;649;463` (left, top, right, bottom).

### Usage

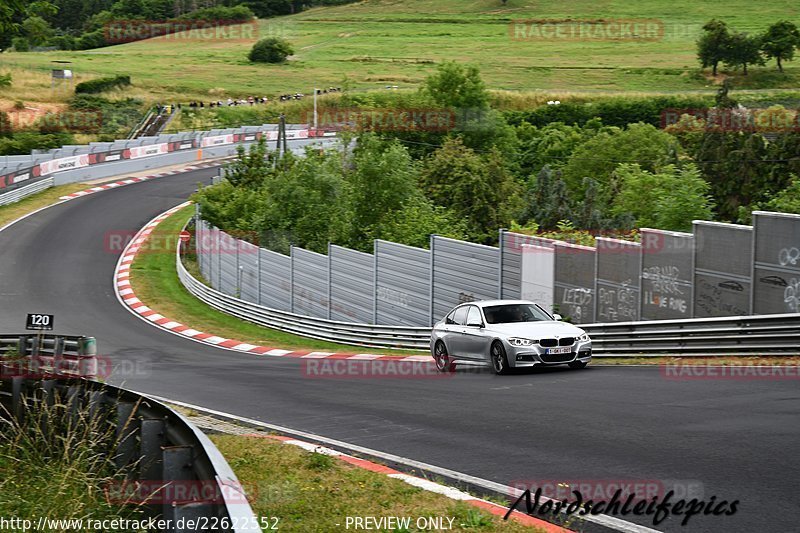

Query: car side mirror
466;321;483;328
552;313;562;321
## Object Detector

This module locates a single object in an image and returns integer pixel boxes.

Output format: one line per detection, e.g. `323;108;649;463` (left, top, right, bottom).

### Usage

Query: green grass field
1;0;798;107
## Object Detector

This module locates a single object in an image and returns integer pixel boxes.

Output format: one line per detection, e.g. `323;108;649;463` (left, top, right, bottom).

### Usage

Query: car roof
455;299;536;308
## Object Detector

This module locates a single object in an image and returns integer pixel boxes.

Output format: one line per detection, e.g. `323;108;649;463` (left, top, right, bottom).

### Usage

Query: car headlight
508;337;536;347
578;333;590;342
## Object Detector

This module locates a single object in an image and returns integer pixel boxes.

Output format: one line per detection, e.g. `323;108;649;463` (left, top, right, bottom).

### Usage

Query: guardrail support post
140;417;167;481
116;402;138;472
162;445;195;522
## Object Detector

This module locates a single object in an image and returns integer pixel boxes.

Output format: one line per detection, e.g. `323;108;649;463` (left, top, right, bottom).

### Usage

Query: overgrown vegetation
0;391;146;528
75;75;131;94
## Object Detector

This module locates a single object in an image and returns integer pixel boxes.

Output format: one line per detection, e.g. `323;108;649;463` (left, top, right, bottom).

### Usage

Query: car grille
539;337;575;347
540;352;575;363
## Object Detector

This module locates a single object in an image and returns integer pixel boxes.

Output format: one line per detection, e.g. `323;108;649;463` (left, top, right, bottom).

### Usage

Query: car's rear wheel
491;342;510;375
434;341;455;372
568;360;588;369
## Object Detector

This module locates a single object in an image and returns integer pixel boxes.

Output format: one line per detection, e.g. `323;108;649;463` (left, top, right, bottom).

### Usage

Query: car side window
451;306;469;326
466;306;482;326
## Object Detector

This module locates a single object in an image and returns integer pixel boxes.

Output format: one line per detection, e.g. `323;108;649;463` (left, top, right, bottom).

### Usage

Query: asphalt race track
1;166;798;533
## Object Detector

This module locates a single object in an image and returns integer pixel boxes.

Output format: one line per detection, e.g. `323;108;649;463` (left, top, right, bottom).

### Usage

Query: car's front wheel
491;342;510;375
568;360;588;369
434;341;455;372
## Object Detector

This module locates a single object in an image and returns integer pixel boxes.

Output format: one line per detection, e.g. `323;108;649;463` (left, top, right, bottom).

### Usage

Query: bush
0;72;10;87
75;75;131;94
75;29;108;50
504;96;713;129
249;37;293;64
178;5;254;22
11;37;29;52
48;34;77;50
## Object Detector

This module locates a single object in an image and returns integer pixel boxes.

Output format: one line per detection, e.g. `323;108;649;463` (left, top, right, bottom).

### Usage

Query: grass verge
129;204;421;355
210;433;545;532
0;183;89;229
0;392;146;529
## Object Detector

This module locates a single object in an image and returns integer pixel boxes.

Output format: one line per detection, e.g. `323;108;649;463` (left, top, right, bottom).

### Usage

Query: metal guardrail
581;313;800;356
0;333;98;378
178;237;800;356
0;177;54;207
0;335;259;532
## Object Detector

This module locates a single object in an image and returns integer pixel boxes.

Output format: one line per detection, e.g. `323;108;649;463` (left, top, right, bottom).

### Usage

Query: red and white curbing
114;203;429;362
59;161;225;200
248;434;571;532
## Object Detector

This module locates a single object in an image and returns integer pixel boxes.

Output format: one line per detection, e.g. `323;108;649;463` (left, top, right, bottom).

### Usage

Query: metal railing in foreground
179;242;800;356
0;335;259;532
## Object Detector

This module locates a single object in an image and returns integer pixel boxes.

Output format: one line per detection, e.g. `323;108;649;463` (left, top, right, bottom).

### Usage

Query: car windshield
482;304;552;324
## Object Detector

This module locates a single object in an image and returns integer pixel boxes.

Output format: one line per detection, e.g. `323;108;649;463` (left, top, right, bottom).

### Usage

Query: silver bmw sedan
430;300;592;374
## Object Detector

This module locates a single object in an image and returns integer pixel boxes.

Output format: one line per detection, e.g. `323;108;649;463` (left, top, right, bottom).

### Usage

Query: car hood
485;321;585;338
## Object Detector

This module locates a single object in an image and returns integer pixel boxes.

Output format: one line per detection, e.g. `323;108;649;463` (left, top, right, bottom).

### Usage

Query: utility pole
276;114;284;155
281;113;288;155
313;88;318;131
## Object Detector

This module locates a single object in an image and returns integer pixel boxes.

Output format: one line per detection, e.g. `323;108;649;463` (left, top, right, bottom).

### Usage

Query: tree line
698;19;800;75
1;0;358;51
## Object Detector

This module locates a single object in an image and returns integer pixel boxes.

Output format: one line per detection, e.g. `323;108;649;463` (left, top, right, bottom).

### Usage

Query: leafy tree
376;195;469;249
249;37;294;64
254;148;347;254
761;174;800;214
341;135;419;250
761;20;800;72
0;0;26;33
419;137;521;243
423;61;489;111
697;19;730;76
561;122;681;204
724;31;764;75
714;78;737;108
689;130;770;220
224;138;277;189
521;165;574;230
611;163;714;231
22;16;54;46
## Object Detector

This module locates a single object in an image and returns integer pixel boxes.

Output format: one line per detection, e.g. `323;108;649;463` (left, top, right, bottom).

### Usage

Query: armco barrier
0;336;259;532
0;177;54;207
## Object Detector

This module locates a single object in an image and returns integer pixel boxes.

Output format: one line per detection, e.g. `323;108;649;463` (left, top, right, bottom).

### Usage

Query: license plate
546;347;571;355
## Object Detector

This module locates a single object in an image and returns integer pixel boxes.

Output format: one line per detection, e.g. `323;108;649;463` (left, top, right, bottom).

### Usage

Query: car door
461;305;491;360
442;306;469;357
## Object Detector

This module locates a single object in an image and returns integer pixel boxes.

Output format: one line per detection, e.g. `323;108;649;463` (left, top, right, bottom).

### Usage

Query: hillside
1;0;798;106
